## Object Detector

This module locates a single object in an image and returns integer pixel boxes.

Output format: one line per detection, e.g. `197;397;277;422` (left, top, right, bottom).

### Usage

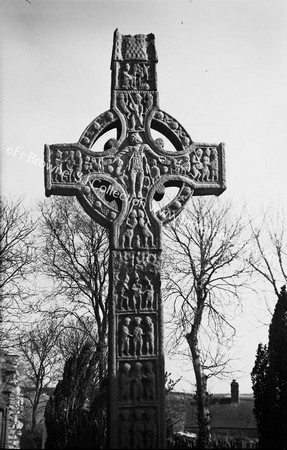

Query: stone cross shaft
44;29;226;449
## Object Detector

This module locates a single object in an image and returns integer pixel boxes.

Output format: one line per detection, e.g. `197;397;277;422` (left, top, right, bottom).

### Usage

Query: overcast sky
1;0;287;393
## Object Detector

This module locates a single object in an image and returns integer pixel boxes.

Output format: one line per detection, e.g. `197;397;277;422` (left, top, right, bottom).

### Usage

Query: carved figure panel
119;409;132;449
118;360;157;403
113;250;135;272
119;408;158;449
118;316;157;357
120;207;156;250
116;92;155;131
190;146;219;182
113;252;159;312
116;276;157;312
120;63;151;90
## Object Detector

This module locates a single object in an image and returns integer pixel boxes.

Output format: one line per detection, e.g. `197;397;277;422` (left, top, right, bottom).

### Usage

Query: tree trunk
195;371;211;448
186;295;212;449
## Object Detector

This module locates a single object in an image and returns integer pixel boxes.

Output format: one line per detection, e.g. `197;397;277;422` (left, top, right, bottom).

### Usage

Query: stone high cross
44;29;226;449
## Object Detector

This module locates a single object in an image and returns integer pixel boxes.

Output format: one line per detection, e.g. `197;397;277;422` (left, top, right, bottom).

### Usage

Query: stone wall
0;352;23;449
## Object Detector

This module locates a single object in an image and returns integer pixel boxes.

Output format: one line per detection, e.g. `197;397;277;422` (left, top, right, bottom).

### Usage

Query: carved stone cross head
45;29;225;250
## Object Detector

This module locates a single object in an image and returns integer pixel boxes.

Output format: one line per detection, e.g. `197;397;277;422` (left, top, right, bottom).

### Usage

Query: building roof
185;394;257;431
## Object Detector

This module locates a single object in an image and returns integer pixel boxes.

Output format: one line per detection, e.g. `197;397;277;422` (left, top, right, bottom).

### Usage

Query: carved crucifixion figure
44;29;226;449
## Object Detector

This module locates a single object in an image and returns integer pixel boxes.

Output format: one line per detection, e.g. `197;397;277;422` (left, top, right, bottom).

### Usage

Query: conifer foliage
44;341;107;449
251;286;287;449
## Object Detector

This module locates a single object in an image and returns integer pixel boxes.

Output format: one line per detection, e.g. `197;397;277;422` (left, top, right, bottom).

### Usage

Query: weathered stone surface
0;353;23;449
44;29;226;449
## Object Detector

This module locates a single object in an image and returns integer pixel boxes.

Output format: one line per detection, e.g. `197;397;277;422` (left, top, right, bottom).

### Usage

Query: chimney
231;379;239;403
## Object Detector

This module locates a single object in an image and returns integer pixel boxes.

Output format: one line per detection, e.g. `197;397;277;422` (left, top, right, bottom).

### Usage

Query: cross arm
44;142;128;227
143;141;226;225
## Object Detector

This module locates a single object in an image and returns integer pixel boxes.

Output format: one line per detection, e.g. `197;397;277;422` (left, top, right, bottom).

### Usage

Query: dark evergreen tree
44;341;107;449
251;286;287;449
251;343;271;447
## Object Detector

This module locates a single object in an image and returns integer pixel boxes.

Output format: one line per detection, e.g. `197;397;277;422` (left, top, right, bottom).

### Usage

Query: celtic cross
44;29;226;449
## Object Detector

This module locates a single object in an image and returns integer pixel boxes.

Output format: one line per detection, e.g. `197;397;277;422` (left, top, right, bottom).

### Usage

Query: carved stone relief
119;408;158;450
48;137;222;233
120;208;155;250
118;315;157;357
80;110;116;148
118;360;157;403
113;251;159;312
153;110;192;149
115;274;157;312
189;146;220;182
120;63;151;90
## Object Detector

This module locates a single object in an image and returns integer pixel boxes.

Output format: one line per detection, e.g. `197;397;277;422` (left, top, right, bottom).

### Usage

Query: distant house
166;391;193;433
184;380;258;441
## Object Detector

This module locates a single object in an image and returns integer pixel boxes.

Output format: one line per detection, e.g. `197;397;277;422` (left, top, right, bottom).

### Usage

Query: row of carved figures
191;147;219;182
52;139;219;189
117;91;153;130
121;209;154;249
120;62;151;91
120;407;157;449
119;361;156;403
114;250;159;274
116;274;155;311
119;316;155;357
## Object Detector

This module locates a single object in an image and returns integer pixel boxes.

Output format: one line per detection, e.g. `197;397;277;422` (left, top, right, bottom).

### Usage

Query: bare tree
163;197;249;448
38;197;110;381
56;316;98;361
18;313;103;446
18;318;62;433
248;207;287;298
0;195;37;349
